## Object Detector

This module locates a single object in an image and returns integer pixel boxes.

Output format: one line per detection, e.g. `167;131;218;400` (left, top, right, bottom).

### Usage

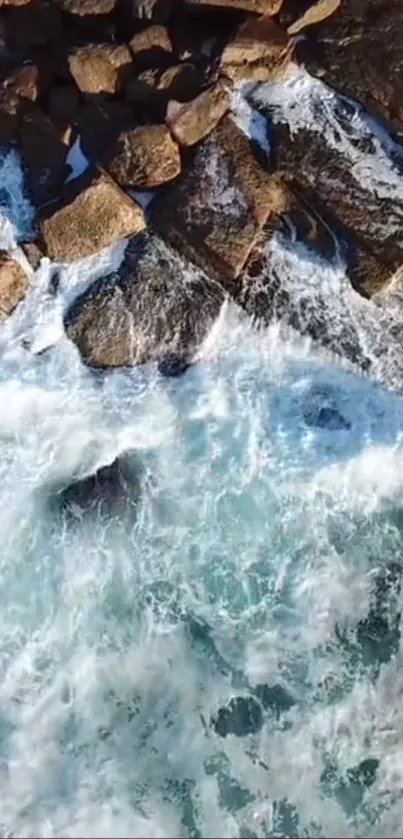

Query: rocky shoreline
0;0;402;375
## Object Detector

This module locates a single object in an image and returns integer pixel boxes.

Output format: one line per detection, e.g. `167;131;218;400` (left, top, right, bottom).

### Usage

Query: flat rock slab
64;233;225;368
269;119;403;297
151;116;287;288
297;0;403;139
39;169;145;262
104;124;181;189
0;251;30;317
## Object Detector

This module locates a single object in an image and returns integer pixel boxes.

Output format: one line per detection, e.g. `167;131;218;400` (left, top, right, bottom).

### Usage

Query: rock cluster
0;0;402;373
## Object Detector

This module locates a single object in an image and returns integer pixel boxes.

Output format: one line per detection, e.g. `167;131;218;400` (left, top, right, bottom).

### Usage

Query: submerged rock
151;116;288;289
39;169;145;262
212;695;263;738
0;251;30;317
64;233;225;368
52;454;140;520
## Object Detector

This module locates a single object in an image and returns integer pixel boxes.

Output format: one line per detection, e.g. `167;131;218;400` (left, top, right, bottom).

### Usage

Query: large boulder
0;251;30;317
296;0;403;139
68;43;133;95
268;119;403;297
20;106;71;206
166;79;229;146
220;15;293;81
64;233;225;368
151;116;288;287
39;169;145;262
104;124;181;189
185;0;283;14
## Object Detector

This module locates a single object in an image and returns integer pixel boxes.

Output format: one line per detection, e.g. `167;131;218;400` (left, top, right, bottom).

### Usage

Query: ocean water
1;74;403;838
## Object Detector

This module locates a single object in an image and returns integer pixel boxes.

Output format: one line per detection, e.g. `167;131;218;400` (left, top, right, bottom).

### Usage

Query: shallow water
1;76;403;838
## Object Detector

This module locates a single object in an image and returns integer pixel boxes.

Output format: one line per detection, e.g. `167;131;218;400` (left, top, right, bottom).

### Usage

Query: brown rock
185;0;283;14
0;251;29;317
129;24;173;69
2;0;62;50
151;116;287;286
68;43;132;95
167;80;229;146
105;124;181;189
64;232;225;368
20;106;71;206
39;169;145;262
157;63;204;100
0;66;41;146
57;0;117;13
221;15;293;81
297;0;403;139
286;0;340;34
6;65;39;102
269;118;403;297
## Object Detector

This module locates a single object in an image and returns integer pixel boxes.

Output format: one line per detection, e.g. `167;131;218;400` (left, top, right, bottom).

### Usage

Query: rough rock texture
39;169;145;262
57;0;117;13
0;251;29;317
68;44;133;95
105;124;181;189
20;106;71;206
129;24;173;69
151;116;287;287
52;454;140;521
286;0;340;34
221;15;293;81
185;0;283;14
270;119;403;297
297;0;403;139
64;233;225;368
167;80;229;146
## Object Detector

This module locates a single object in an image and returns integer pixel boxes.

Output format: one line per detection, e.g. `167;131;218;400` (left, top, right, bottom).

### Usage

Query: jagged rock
2;0;62;50
185;0;283;14
269;119;403;297
286;0;340;34
129;24;173;70
296;0;403;139
39;169;145;262
52;453;140;521
105;124;181;189
68;43;133;95
64;233;225;368
212;696;263;738
166;79;229;146
20;106;71;206
151;116;288;287
0;251;30;317
221;15;293;81
57;0;117;13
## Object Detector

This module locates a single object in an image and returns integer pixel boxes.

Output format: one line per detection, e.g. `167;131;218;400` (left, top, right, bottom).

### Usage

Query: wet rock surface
51;453;140;521
0;250;29;316
64;233;225;368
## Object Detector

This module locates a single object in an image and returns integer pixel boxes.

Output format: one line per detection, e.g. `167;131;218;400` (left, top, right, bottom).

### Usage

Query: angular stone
129;24;173;69
68;43;132;95
151;116;288;287
185;0;283;14
0;251;30;317
20;106;70;206
39;169;145;262
57;0;117;13
297;0;403;139
221;15;293;81
166;79;229;146
104;124;181;189
286;0;340;34
64;233;225;368
270;119;403;296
